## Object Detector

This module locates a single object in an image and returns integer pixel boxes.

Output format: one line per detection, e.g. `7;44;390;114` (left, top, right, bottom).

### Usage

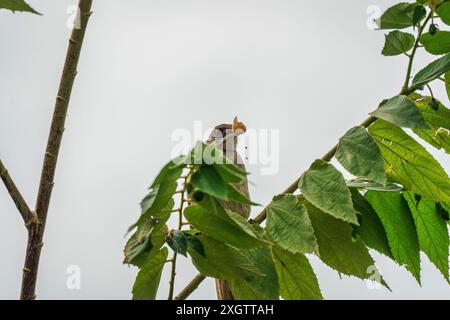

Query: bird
206;117;250;300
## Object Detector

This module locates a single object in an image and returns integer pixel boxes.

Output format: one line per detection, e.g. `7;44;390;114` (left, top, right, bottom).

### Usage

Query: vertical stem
20;0;93;300
167;176;188;300
402;11;433;92
167;252;178;300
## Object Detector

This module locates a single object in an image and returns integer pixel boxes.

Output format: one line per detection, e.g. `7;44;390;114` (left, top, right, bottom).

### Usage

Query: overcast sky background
1;0;449;299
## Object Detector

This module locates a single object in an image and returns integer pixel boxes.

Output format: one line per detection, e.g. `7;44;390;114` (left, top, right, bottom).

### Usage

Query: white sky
0;0;449;299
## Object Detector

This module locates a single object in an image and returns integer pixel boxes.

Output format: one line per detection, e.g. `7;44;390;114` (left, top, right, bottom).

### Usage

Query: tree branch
0;159;33;224
174;274;206;300
20;0;93;300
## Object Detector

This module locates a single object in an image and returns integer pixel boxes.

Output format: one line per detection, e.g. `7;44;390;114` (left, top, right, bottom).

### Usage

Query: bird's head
207;117;246;160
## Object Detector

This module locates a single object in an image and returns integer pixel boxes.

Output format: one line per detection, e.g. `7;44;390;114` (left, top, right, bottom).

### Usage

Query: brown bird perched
206;117;250;300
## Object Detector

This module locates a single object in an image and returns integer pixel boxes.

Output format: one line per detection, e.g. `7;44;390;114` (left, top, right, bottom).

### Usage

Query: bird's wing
219;155;250;219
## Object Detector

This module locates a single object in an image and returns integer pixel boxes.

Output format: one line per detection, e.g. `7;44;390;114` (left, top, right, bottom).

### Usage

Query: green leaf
272;246;322;300
191;165;256;206
299;160;358;225
413;127;450;154
132;248;168;300
421;31;450;55
124;217;168;267
436;2;450;25
124;229;154;265
335;126;387;184
412;53;450;88
191;165;227;199
188;235;264;280
196;194;227;215
191;142;249;179
403;192;449;282
414;96;450;130
0;0;40;14
365;191;421;283
304;202;385;286
183;232;205;257
413;5;427;28
369;120;450;203
370;96;428;129
151;156;186;188
167;230;188;257
183;205;264;249
346;178;403;192
265;194;317;254
230;247;280;300
377;3;418;30
139;185;177;223
137;158;183;224
225;184;257;206
226;210;267;242
213;163;247;184
412;96;450;153
350;189;393;258
382;30;415;56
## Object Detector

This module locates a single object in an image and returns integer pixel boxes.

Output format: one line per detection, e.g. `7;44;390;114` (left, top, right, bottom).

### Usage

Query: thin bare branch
174;274;206;300
20;0;93;300
0;159;33;224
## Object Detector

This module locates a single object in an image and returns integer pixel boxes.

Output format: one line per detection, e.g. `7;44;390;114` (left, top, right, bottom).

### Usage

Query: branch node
56;96;67;103
26;211;41;227
45;152;56;159
69;38;79;45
